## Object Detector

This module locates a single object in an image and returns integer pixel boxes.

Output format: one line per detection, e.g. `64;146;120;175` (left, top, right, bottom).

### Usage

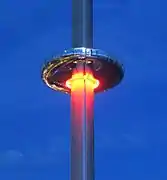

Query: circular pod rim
41;47;124;94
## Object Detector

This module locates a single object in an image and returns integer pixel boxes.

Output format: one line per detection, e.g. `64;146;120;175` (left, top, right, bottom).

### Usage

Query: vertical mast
70;63;95;180
71;1;94;180
72;0;93;48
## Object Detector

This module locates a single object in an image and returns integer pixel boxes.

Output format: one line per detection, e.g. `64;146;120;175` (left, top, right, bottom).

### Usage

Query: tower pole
71;1;94;180
70;63;95;180
72;0;93;48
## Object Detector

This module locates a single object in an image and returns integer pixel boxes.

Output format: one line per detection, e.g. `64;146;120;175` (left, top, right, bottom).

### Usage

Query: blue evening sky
0;0;167;179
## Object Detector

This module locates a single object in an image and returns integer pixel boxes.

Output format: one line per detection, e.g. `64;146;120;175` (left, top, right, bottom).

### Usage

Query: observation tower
41;0;124;180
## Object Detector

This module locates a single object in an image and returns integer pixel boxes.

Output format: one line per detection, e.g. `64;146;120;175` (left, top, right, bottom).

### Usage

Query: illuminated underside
66;73;99;90
68;64;98;180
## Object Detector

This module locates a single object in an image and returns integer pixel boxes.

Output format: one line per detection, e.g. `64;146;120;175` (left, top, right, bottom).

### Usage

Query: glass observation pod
42;47;124;94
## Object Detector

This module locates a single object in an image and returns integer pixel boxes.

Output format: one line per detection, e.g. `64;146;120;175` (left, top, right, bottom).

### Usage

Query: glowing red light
66;73;99;90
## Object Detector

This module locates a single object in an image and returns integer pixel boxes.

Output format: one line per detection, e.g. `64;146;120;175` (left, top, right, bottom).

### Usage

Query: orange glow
66;73;99;90
70;70;95;180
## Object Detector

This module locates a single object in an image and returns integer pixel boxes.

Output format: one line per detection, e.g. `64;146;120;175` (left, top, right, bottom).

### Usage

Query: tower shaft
72;0;93;48
71;63;94;180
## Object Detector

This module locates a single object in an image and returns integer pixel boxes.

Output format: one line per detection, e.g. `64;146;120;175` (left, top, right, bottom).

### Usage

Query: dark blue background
0;0;167;179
